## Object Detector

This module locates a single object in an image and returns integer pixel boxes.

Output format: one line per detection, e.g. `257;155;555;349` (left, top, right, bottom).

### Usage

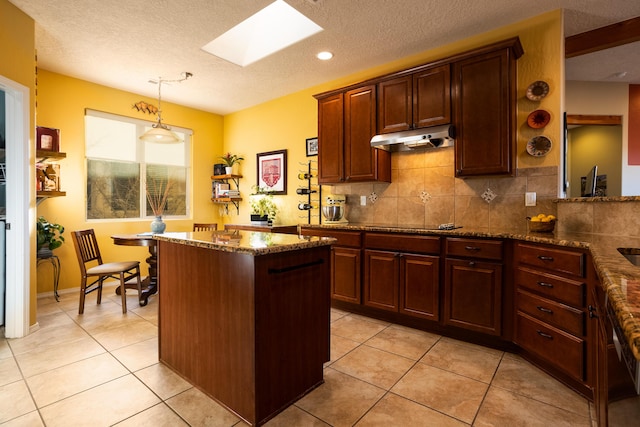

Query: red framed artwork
36;126;60;152
256;149;287;195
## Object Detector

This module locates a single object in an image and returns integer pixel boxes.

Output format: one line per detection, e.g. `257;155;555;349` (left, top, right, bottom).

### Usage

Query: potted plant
219;152;244;175
36;216;65;258
250;185;278;225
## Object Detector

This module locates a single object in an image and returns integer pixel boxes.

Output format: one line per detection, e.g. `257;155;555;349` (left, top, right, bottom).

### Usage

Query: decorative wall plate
526;135;552;157
527;109;551;128
526;80;549;101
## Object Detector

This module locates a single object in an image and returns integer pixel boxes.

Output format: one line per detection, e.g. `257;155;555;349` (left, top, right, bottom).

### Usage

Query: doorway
0;74;31;338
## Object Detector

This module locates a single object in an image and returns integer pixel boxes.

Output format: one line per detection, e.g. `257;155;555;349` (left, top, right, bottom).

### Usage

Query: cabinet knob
469;261;475;267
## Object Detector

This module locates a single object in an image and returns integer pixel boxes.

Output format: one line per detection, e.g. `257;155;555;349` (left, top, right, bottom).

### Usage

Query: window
84;110;191;220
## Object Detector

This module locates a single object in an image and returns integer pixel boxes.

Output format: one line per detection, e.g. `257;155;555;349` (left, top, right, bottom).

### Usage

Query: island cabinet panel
157;240;331;426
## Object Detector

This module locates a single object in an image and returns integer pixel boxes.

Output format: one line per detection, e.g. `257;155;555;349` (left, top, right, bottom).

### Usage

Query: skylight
202;0;323;67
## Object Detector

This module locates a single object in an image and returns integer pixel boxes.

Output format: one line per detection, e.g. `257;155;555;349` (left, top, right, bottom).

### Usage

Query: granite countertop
154;230;335;256
302;223;640;361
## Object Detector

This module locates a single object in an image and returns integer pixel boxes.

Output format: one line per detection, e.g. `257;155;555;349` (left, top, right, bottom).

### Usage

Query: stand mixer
322;195;348;224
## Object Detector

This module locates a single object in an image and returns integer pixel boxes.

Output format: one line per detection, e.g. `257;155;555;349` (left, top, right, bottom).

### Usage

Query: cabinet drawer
516;289;585;336
445;238;503;261
516;312;585;381
516;266;585;307
300;228;361;248
365;233;440;254
516;243;585;277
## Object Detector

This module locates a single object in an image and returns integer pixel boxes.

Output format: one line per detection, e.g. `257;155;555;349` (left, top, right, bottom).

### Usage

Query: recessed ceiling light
316;51;333;60
202;0;323;67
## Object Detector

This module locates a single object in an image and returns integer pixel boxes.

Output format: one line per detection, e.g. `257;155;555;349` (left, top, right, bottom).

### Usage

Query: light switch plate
525;192;537;206
360;195;367;206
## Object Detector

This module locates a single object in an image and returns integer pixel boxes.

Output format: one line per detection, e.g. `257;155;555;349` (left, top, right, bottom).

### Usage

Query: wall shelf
211;174;242;214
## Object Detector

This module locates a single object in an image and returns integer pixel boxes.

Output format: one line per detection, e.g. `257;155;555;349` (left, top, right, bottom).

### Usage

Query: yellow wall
223;10;564;226
0;0;37;324
36;70;224;294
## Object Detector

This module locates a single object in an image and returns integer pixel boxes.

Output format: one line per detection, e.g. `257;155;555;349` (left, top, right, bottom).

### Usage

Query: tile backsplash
324;147;558;230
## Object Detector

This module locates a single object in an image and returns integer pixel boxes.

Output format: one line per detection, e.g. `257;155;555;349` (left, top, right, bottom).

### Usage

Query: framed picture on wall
36;126;60;152
306;137;318;157
256;149;287;195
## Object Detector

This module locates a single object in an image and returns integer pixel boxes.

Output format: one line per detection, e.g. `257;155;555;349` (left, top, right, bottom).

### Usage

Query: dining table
110;233;157;306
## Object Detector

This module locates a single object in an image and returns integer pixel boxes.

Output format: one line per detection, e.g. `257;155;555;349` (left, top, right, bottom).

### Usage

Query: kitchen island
154;230;334;426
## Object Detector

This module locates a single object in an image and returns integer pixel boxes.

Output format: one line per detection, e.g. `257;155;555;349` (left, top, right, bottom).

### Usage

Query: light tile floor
1;285;639;426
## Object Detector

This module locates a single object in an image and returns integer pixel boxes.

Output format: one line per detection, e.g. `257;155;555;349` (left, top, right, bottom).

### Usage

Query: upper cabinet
317;85;391;184
377;64;451;134
453;39;523;177
314;37;522;183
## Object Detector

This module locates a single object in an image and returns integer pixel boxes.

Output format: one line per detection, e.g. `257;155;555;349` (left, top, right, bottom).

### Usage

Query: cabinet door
344;85;388;182
332;246;361;303
363;249;398;312
377;76;412;134
444;258;502;336
318;93;344;184
453;48;515;176
413;64;451;129
400;253;439;321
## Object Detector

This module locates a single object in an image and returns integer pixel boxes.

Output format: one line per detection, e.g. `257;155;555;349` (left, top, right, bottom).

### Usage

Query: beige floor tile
492;354;590;416
391;363;487;424
26;352;128;407
0;356;22;387
330;315;388;343
35;298;65;316
440;336;504;357
609;395;640;426
71;309;149;334
328;334;360;365
349;313;391;327
296;367;386;427
111;337;159;371
0;381;37;423
113;403;189;426
166;387;241;426
365;324;440;360
39;374;160;427
265;405;330;426
420;339;502;383
331;308;350;323
0;338;12;359
331;345;415;389
356;392;469;427
8;316;87;356
14;335;106;378
0;410;45;427
131;304;159;325
134;363;192;400
474;386;591;427
91;320;157;351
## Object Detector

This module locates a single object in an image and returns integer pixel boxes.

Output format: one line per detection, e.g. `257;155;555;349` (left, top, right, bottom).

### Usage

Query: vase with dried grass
146;175;173;234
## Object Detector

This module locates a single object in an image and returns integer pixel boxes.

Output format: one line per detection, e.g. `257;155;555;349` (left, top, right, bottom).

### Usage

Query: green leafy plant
250;185;278;221
219;152;244;167
36;216;65;250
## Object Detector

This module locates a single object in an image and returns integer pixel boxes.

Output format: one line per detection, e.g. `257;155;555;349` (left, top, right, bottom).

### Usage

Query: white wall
565;81;640;195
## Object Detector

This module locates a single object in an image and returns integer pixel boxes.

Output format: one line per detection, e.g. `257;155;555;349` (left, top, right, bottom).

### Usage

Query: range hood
370;124;455;152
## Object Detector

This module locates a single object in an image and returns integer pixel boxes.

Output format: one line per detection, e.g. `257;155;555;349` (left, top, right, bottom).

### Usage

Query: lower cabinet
443;238;504;336
363;233;440;321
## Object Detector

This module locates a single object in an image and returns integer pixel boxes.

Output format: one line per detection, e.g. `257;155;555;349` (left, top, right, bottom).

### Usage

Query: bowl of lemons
527;213;557;233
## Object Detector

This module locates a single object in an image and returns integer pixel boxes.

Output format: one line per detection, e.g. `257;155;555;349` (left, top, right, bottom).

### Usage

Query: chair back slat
71;229;103;274
193;223;217;232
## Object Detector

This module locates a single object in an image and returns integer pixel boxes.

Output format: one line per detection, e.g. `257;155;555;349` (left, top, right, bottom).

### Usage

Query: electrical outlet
360;195;367;206
525;192;537;206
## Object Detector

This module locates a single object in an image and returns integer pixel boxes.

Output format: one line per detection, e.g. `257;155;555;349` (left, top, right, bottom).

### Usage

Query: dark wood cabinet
453;38;523;177
377;64;451;134
443;237;504;336
514;242;589;383
316;85;390;184
299;227;363;303
363;233;440;320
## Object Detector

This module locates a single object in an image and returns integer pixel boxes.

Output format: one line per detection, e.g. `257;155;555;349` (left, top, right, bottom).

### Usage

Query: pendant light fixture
140;72;193;143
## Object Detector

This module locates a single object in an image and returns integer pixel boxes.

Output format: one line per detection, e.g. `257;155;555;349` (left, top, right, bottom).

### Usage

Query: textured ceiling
9;0;640;115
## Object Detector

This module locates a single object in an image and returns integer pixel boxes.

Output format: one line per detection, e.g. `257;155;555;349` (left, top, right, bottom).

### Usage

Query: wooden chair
71;229;142;314
193;223;218;232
